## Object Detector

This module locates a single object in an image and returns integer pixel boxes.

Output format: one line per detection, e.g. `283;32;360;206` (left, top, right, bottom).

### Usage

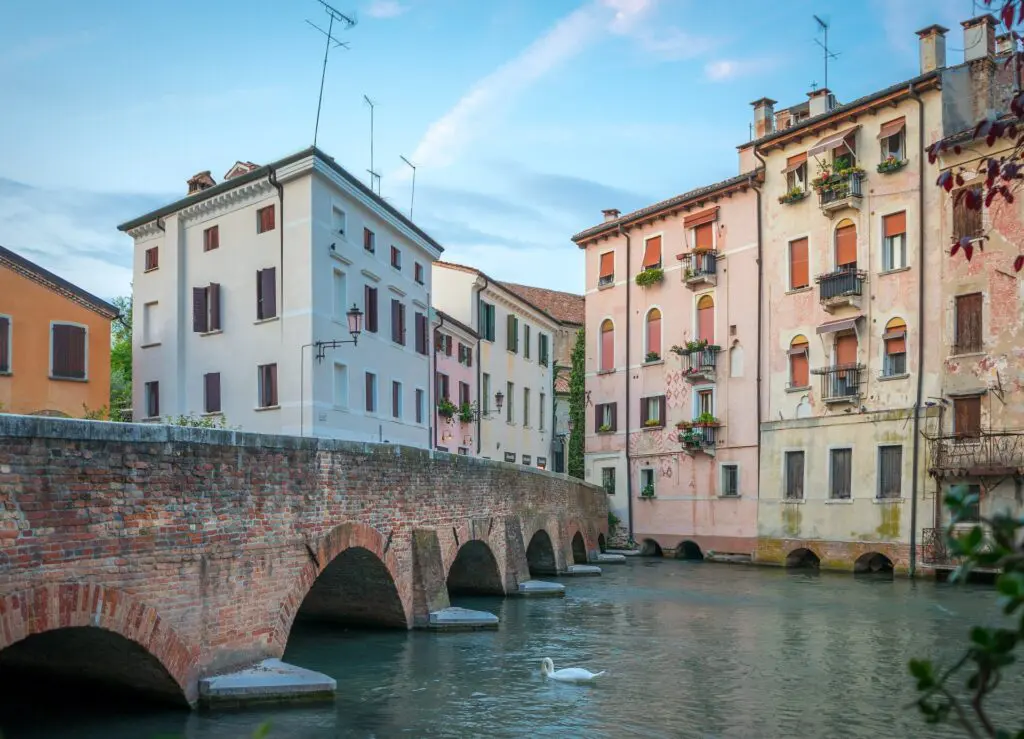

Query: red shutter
790;350;809;388
258;205;275;232
698;302;715;343
193;287;208;332
642;236;662;269
601;326;614;370
399;304;406;345
209;283;221;331
789;238;809;289
835;334;858;366
693;223;713;251
0;316;9;371
145;247;159;270
885;331;907;355
647;314;661;355
883;212;906;238
684;207;718;228
835;224;857;268
599;252;614;279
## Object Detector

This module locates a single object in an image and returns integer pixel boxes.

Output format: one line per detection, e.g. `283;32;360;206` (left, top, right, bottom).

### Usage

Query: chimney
774;108;792;131
601;209;621;222
187;171;216;195
995;32;1014;56
915;24;948;73
750;97;777;139
962;14;996;62
807;88;832;117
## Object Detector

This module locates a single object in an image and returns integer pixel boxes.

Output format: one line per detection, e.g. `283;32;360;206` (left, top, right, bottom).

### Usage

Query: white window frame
880;209;908;272
720;463;740;497
786;163;808;194
506;381;515;424
49;320;89;381
644;305;662;358
333;362;349;410
331;203;348;240
692;384;716;420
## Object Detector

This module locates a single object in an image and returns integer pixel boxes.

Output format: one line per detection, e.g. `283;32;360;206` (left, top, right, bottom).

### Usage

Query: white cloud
364;0;408;19
704;57;778;82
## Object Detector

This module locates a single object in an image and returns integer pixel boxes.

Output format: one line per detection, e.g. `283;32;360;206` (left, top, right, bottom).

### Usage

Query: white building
431;262;582;469
119;147;443;447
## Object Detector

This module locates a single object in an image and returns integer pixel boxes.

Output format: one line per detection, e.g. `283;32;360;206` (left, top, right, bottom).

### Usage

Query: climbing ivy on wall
568;328;585;480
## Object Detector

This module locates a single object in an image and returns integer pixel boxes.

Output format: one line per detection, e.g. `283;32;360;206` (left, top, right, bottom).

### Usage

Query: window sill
140;342;162;349
642;359;664;367
874;497;904;504
717;494;741;500
596;429;616;435
878;373;909;382
948;351;985;360
329;245;352;265
878;266;910;277
0;370;10;377
49;375;88;383
782;498;806;504
143;267;158;274
254;316;280;326
638;495;657;501
597;369;616;376
786;286;813;295
825;498;854;505
202;411;223;418
254;405;281;412
785;385;811;394
641;424;665;431
199;329;223;337
597;281;616;291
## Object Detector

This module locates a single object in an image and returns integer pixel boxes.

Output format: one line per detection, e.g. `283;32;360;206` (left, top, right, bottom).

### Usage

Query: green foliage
457;402;474;424
877;155;907;174
567;328;585;480
640;483;655;498
437;398;456;418
634;268;664;287
110;295;132;416
778;186;807;204
166;413;230;429
608;511;620;531
694;412;719;426
910;487;1024;738
645;351;660;363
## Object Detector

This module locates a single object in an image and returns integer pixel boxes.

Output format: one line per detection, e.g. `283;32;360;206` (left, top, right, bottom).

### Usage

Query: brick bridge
0;417;607;707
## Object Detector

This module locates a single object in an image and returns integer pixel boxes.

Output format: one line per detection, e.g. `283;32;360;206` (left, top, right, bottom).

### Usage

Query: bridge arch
675;540;704;561
0;584;196;706
571;531;588;564
854;551;894;575
525;529;558;576
447;540;504;595
785;547;821;569
640;538;663;557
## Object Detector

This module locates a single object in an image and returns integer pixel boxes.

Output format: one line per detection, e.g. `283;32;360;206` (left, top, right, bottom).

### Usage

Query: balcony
811;363;863;404
816;268;866;312
817;171;864;215
921;528;959;568
675;345;720;382
681;251;718;289
677;422;718;454
928;429;1024;478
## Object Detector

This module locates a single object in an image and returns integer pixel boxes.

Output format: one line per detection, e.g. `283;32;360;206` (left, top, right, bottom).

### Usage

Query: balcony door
835;219;857;271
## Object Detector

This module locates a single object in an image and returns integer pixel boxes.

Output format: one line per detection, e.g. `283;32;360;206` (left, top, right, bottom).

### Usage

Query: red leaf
964;243;974;262
938;171;954;191
954;145;963;154
955;173;965;187
1013;254;1024;272
987;133;998;146
986;187;998;207
1002;1;1015;30
951;241;961;257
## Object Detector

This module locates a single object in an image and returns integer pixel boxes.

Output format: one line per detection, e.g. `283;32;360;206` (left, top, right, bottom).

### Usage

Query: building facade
120;148;442;447
0;245;117;418
433;310;478;455
573;175;761;557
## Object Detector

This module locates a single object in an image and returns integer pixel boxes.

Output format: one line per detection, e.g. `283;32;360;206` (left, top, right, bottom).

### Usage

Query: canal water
2;558;1022;738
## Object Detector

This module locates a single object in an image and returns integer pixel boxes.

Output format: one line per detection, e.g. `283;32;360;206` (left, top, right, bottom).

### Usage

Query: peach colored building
432;309;478;455
573;174;761;558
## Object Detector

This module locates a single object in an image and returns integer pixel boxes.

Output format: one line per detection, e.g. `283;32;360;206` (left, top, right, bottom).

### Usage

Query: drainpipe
428;291;435;451
474;276;490;454
750;150;766;505
618;223;633;542
908;82;926;578
268;166;284;324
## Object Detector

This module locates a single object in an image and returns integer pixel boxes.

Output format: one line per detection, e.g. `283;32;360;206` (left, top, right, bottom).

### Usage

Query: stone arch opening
598;533;607;553
854;552;894;575
785;547;821;569
571;531;588;564
675;540;704;561
447;540;504;595
526;530;558;575
296;546;407;629
640;538;663;557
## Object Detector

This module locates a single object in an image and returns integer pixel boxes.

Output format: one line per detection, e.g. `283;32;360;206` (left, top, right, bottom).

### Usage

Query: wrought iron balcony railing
816;268;866;302
928;428;1024;477
818;171;863;209
811;363;863;402
682;251;717;285
678;423;718;451
678;346;719;381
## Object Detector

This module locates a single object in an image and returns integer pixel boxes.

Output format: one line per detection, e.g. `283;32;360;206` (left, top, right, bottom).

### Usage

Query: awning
781;152;807;175
882;329;906;340
787;345;809;356
808;126;860;158
877;116;906;140
684;206;718;228
817;315;862;335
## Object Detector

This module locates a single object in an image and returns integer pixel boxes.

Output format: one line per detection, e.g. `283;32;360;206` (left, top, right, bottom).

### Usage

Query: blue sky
0;0;967;300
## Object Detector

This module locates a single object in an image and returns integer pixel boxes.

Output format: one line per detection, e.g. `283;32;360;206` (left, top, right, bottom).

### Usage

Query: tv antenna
813;15;840;94
307;0;356;148
364;95;381;195
399;155;417;219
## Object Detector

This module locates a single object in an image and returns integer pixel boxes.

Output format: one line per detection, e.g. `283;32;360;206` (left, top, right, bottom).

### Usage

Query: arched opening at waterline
854;552;894;575
598;533;607;553
785;548;821;569
526;530;558;575
675;541;704;561
571;531;588;564
640;538;663;557
295;546;407;629
447;540;504;595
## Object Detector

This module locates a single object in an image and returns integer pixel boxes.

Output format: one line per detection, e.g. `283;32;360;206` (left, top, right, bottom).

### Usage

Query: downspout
618;222;634;542
268;166;284;321
474;276;490;454
428;291;434;451
750;150;766;507
908;82;926;578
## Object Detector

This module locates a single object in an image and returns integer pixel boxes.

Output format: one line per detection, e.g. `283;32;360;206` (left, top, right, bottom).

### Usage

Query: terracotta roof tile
500;283;584;326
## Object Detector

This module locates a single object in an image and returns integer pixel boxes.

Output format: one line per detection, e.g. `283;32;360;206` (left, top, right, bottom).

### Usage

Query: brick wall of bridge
0;416;607;706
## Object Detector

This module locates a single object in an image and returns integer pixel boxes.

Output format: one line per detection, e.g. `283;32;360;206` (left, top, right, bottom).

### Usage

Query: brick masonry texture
0;416;607;707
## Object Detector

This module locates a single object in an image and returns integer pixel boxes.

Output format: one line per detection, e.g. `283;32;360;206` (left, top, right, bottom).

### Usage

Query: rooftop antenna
400;155;417;219
813;15;840;96
364;95;380;195
307;0;356;148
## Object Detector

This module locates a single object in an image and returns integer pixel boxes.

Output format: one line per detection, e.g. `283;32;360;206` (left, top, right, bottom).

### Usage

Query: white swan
540;657;606;683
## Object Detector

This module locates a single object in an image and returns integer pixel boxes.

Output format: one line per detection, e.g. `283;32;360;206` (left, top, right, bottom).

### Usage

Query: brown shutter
399;304;406;345
835;224;857;268
835;334;858;366
594;404;602;432
883;211;906;238
205;372;221;413
658;395;666;426
51;324;69;376
57;325;86;379
642;236;662;268
782;152;807;173
393;381;400;415
610;403;617;431
789;238;809;289
391;300;399;342
268;364;278;406
366;373;374;411
263;268;277;318
684;207;718;228
599;252;614;279
0;316;9;371
956;293;982;353
209;283;221;330
193;287;208;332
693;223;714;251
954;396;981;437
953;187;983;240
876;117;906;140
151;382;160;417
640;396;647;424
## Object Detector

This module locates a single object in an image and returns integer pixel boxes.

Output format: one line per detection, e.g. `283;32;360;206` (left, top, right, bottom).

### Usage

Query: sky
0;0;970;301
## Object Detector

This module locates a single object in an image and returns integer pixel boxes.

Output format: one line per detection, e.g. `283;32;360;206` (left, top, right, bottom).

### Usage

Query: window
883;318;907;376
835;219;857;270
948;483;981;523
364;285;379;333
203;226;219;252
390;245;402;270
142;301;159;344
458;447;470;456
789;237;809;289
365;372;377;413
539;334;549;366
415;312;428;355
257;205;275;234
954;293;982;354
640;468;655;495
441;334;453;356
646;308;662;359
693;222;714;252
144;381;159;418
878;445;902;499
458;381;471;408
414;262;424;284
953;186;983;241
480;301;496;341
506;314;519;353
598;251;615;286
789;335;809;388
595;402;617;432
642;235;662;270
696;295;715;344
536;457;546;469
436;372;450;401
601;467;616;495
641;394;665;427
193;283;221;333
482;373;491;414
882;211;907;271
256;268;277;320
784;451;804;500
523;387;531;426
829;448;852;499
539;393;546;431
50;323;86;380
415;388;425;424
204;372;221;414
599;319;614;371
954;395;982;438
392;381;403;419
363;227;376;253
333;270;348;321
504;452;517;463
695;388;714;418
257;363;278;408
721;464;739;497
784;152;808;193
523;324;531;359
879;117;906;161
332;206;347;238
522;455;532;466
334;363;349;408
457;342;471;366
0;315;9;373
144;246;159;271
506;381;514;423
391;299;406;345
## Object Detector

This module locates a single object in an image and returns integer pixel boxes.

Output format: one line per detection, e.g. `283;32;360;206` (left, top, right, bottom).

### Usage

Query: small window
51;323;87;380
506;381;514;423
695;388;714;418
257;205;275;234
954;293;982;354
415;388;425;424
539;333;549;366
601;467;616;495
645;308;662;360
363;227;376;253
458;381;471;408
523;324;531;359
482;373;491;414
640;467;655;496
522;455;532;466
256;268;277;320
365;372;377;413
506;314;520;353
692;222;714;251
390;245;402;270
784;451;804;500
785;153;808;193
480;301;496;341
204;372;221;414
192;283;221;333
789;335;809;388
882;211;907;271
598;251;615;286
595;402;617;432
332;206;347;237
536;457;546;469
829;448;852;499
392;380;403;419
390;299;406;345
142;301;159;345
788;237;809;290
954;395;982;438
835;219;857;271
878;445;902;499
641;394;665;427
883;318;907;377
696;295;715;343
0;315;10;373
642;235;662;270
144;380;160;418
879;118;906;162
443;334;453;357
333;270;348;321
504;452;516;463
414;262;424;285
458;447;469;456
334;363;349;409
599;319;614;371
523;387;531;426
435;372;450;401
721;464;739;497
539;393;546;431
953;185;983;241
203;226;219;252
257;363;278;408
364;285;379;333
144;246;159;271
415;312;428;355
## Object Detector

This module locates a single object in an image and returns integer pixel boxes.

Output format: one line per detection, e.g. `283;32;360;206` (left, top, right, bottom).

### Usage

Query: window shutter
955;396;981;437
205;372;221;413
683;207;718;228
693;223;714;251
640;396;646;424
256;270;263;319
67;326;86;378
658;396;666;425
391;300;400;342
835;334;858;366
835;225;857;268
956;293;982;352
193;287;208;332
599;252;614;279
642;236;662;269
208;283;221;330
263;268;277;319
789;238;809;289
268;364;278;406
488;305;495;341
151;382;160;417
0;316;9;371
365;373;374;411
697;302;715;344
507;314;516;352
954;186;983;239
594;404;602;432
791;351;809;387
51;324;69;377
883;211;906;238
610;403;617;431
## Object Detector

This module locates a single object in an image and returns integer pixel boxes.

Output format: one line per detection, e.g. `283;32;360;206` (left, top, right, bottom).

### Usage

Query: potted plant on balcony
693;412;720;427
437;398;456;419
643;418;661;428
778;185;807;204
645;351;661;363
458;403;474;424
877;154;907;174
635;267;664;287
640;483;655;498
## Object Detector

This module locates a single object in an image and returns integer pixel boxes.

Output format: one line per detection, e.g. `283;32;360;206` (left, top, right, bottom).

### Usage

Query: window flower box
645;351;661;363
635;268;664;287
640;484;656;498
458;403;474;424
437;398;456;419
643;418;662;428
598;424;612;433
877;156;907;174
779;187;808;205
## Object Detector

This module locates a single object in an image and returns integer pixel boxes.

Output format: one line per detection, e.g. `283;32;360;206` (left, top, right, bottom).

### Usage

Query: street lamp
494;391;504;414
315;304;363;362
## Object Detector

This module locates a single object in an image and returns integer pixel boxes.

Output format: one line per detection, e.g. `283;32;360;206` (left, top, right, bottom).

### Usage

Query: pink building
573;174;761;558
432;310;478;455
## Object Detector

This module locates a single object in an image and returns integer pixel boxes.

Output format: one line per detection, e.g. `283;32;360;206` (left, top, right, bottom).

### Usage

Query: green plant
694;412;719;426
645;351;660;362
437;398;457;418
672;338;709;355
877;155;907;174
634;267;664;287
643;418;661;427
110;294;132;416
779;185;807;204
608;511;621;531
678;429;703;446
909;486;1024;737
457;403;474;424
168;413;230;429
640;483;655;498
568;328;586;480
598;423;611;432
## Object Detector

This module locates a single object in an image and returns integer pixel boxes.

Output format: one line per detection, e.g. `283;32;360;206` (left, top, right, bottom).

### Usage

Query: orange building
0;245;118;417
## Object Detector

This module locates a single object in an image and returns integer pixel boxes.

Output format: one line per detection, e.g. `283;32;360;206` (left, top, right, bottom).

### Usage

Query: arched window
600;319;614;371
835;218;857;271
789;335;809;388
696;295;715;344
645;308;661;360
883;317;907;377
